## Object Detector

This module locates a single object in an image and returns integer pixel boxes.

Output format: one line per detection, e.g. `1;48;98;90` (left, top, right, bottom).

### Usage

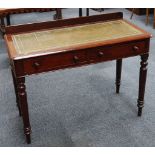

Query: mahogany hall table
4;12;151;144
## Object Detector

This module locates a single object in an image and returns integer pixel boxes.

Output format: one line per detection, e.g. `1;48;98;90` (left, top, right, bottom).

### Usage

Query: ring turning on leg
137;53;149;116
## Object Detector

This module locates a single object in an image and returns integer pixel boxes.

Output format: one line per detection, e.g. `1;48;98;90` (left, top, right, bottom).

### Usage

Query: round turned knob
133;46;139;51
33;62;40;69
73;56;79;63
98;51;104;57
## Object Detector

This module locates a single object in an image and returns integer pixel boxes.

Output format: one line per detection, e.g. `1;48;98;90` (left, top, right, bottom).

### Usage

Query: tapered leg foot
25;127;31;144
137;54;149;116
116;59;122;94
26;135;31;144
116;85;120;94
138;108;142;116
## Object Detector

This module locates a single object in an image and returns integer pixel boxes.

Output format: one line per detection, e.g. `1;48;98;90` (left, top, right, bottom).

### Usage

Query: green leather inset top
12;20;143;55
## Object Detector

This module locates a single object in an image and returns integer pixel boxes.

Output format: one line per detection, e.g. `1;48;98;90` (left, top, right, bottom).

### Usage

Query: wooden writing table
4;12;151;144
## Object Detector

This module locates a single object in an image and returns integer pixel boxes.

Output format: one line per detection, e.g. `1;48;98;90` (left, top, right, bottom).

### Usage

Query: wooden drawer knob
133;46;139;51
73;56;79;63
98;51;104;57
33;62;40;69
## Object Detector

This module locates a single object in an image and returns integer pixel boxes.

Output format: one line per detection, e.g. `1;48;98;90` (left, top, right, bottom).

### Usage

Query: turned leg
137;53;149;116
16;77;31;144
6;14;11;26
79;8;82;17
86;8;89;16
116;59;122;94
11;69;22;116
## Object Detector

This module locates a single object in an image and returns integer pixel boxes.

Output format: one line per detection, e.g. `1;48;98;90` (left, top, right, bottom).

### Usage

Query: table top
12;20;143;55
5;12;151;60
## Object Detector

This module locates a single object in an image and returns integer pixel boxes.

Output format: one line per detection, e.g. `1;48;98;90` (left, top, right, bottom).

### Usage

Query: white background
0;0;155;8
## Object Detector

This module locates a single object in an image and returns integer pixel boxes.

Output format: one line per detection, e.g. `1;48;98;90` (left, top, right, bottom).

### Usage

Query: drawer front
88;41;147;62
23;50;87;75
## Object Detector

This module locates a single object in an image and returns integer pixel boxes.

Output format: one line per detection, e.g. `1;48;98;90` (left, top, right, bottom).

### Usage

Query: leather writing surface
12;20;142;55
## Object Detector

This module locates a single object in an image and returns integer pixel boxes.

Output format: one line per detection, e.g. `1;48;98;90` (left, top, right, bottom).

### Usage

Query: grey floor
0;8;155;147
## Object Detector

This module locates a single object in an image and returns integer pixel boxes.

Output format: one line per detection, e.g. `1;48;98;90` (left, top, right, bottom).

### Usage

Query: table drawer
23;50;87;75
88;41;147;62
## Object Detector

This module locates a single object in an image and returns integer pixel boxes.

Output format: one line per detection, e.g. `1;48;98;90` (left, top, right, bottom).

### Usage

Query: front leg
137;53;149;116
16;77;31;144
